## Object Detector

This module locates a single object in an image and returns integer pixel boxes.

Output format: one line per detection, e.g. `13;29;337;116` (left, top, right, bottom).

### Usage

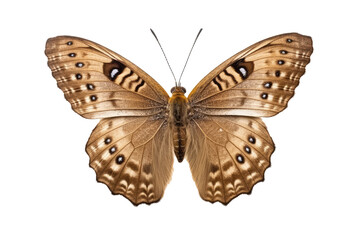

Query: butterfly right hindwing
186;115;274;204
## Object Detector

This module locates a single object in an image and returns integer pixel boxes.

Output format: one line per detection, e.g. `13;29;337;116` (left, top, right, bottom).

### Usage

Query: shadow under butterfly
45;30;313;205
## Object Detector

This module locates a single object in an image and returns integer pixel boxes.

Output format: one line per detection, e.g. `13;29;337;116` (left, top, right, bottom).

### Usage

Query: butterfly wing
188;33;313;117
186;116;274;204
86;116;173;205
186;33;313;204
45;36;173;205
45;36;169;119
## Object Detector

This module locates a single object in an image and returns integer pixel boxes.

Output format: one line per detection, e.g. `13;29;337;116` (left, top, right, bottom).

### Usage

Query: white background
1;0;359;239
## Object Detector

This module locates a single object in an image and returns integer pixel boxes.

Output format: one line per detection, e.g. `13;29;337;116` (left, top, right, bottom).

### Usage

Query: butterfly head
170;86;186;94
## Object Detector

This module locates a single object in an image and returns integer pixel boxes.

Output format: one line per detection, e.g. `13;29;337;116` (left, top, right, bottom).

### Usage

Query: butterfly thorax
169;87;188;162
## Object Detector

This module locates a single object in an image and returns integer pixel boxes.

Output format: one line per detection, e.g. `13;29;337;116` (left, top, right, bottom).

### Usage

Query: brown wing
186;33;312;204
188;33;313;117
45;36;169;118
186;116;274;204
46;36;173;205
86;116;173;205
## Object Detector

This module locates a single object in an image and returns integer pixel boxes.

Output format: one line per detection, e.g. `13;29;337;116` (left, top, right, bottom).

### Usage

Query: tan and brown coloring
45;33;313;205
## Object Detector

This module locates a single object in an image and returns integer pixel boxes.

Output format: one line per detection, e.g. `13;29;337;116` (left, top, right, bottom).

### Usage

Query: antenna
178;28;203;86
150;29;178;86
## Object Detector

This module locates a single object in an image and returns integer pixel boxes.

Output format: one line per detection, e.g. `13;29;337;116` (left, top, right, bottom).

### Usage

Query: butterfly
45;32;313;205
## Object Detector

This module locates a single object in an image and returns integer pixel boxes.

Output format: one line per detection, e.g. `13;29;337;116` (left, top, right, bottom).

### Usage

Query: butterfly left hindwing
86;116;173;205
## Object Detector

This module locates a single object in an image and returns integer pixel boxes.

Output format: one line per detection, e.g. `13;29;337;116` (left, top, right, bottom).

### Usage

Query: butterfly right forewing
188;33;313;117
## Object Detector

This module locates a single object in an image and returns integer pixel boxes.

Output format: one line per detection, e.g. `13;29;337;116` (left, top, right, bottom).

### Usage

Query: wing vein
135;145;146;203
210;117;263;177
214;117;274;146
223;143;250;192
91;117;148;161
87;117;145;146
215;144;227;203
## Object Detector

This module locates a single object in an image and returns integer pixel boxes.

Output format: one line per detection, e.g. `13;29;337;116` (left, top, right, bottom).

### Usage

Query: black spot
90;95;97;101
248;136;256;144
68;53;76;57
244;146;251;154
109;146;116;154
115;155;125;164
86;84;95;90
280;50;287;54
236;154;244;163
75;73;82;80
264;82;272;88
76;62;84;68
278;60;284;65
66;41;73;45
103;60;126;81
275;71;281;77
104;138;111;144
261;93;268;99
287;38;293;43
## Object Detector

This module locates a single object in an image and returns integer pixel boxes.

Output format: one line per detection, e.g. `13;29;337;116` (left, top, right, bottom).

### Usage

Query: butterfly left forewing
86;115;173;205
45;36;169;119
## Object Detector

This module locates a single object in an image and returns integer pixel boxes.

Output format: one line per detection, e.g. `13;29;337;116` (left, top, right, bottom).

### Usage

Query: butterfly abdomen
169;87;188;162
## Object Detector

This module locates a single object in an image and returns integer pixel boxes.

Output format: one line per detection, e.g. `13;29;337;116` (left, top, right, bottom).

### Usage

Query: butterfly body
169;87;188;162
45;33;312;205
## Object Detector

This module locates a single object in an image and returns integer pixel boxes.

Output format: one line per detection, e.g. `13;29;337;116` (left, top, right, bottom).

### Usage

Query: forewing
86;116;173;205
186;116;274;204
45;36;169;118
188;33;313;117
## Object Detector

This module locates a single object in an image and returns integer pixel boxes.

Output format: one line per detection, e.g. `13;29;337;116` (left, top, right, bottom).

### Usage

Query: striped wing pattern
189;33;313;117
45;36;168;119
